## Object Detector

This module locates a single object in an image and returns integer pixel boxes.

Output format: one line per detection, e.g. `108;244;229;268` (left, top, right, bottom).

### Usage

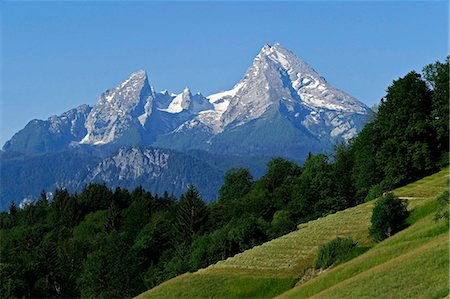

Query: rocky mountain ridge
0;146;225;210
4;43;371;157
1;43;372;209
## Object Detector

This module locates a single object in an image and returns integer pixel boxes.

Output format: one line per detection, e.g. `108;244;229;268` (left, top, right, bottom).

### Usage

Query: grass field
278;202;448;298
136;168;449;299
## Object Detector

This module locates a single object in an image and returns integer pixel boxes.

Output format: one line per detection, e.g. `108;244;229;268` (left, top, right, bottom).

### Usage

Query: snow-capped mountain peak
5;43;371;157
159;87;213;114
192;43;370;139
74;43;369;146
250;43;369;114
119;69;147;87
256;43;321;79
80;70;154;145
163;88;192;113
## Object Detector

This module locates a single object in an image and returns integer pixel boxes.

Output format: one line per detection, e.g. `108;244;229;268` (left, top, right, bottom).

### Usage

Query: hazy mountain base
0;147;276;211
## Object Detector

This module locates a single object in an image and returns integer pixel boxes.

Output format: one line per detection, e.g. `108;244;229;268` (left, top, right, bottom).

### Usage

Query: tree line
0;58;447;298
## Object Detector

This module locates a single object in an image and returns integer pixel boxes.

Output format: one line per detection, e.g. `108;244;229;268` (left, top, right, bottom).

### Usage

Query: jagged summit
194;43;370;138
4;43;371;157
159;87;212;114
80;70;154;145
132;69;147;77
256;43;321;79
125;69;147;82
163;88;192;113
1;43;374;211
253;42;368;114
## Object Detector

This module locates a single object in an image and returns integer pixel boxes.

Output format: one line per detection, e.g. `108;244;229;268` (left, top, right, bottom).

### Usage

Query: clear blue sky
1;1;448;146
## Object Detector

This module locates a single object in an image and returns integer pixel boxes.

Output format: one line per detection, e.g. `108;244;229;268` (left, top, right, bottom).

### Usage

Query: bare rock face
87;147;169;182
194;43;370;140
4;43;371;156
0;145;227;210
1;43;374;209
3;104;92;153
153;43;371;158
160;88;213;114
80;70;154;145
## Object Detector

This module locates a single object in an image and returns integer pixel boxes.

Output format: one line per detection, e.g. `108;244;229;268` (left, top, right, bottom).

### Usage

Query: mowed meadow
137;168;449;298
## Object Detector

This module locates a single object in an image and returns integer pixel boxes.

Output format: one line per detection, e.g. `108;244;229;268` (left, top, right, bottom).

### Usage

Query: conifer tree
176;186;208;241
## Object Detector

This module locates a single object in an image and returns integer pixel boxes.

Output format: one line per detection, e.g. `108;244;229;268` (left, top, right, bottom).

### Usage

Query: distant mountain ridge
4;43;371;157
3;104;92;153
0;146;227;210
2;43;372;208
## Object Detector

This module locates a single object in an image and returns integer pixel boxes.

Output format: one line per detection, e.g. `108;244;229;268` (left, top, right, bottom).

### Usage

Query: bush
313;237;354;269
434;191;449;224
369;193;409;242
364;180;394;203
364;184;384;202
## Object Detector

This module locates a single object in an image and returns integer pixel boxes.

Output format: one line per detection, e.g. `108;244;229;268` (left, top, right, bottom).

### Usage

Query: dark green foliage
78;232;141;299
186;224;241;272
289;154;335;222
0;185;162;298
218;168;253;202
0;263;17;298
103;203;121;233
332;142;356;206
369;194;409;242
376;72;435;185
351;122;384;201
313;237;355;269
364;182;390;203
423;57;449;164
175;186;208;241
227;216;268;253
132;211;173;267
238;180;274;221
263;157;301;193
350;59;448;202
212;168;254;226
269;210;296;238
78;183;114;214
434;191;449;224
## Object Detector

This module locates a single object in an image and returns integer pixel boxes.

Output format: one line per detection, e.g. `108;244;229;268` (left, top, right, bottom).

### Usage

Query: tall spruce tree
176;186;208;241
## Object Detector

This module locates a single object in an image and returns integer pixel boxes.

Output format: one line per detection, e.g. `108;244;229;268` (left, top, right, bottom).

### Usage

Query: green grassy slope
136;168;449;299
278;205;448;298
137;200;374;299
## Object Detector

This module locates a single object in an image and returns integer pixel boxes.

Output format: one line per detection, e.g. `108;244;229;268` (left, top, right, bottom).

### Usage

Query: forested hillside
139;168;448;298
0;58;447;298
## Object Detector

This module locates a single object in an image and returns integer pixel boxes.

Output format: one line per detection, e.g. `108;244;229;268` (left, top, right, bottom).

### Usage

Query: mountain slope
3;43;371;159
205;43;369;136
154;43;371;158
0;146;224;210
80;70;154;145
1;43;372;207
3;105;92;153
136;168;449;299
